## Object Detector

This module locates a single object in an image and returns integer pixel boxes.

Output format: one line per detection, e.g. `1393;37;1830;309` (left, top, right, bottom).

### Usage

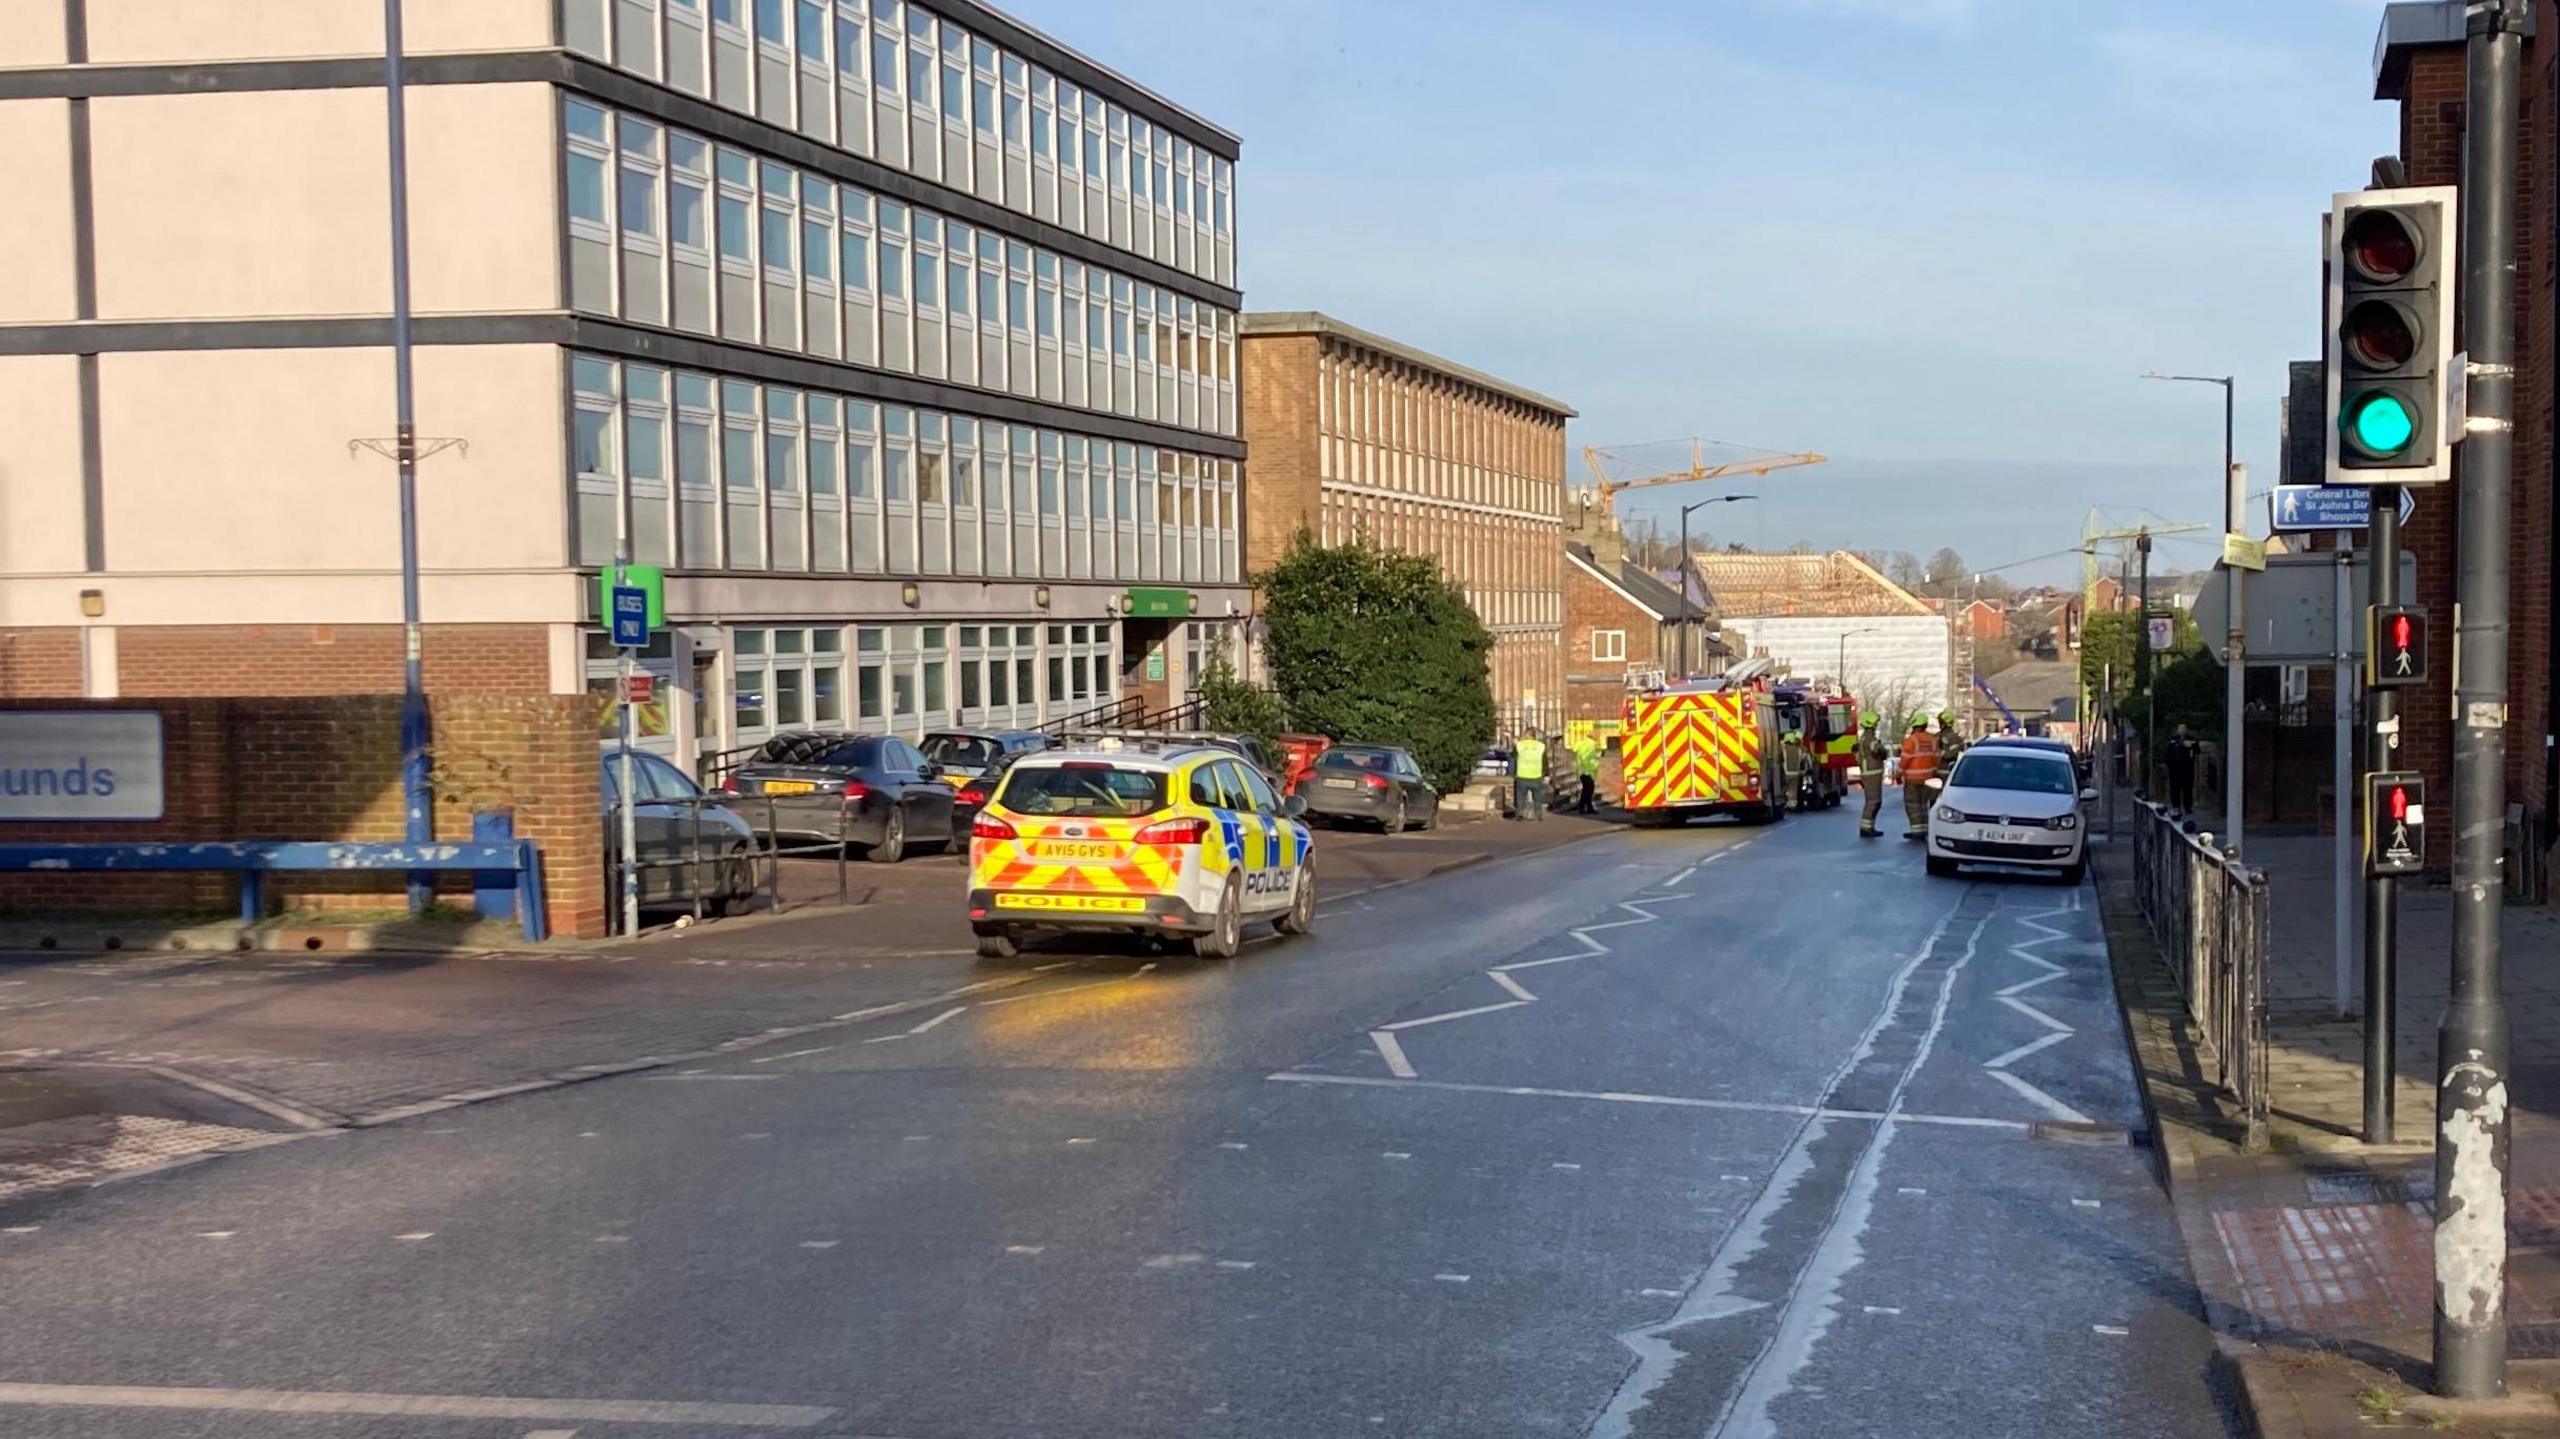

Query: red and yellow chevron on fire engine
1619;659;1789;824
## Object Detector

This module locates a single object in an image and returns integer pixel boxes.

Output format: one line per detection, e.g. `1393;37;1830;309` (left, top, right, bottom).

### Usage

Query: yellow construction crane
2076;506;2211;732
1578;437;1828;513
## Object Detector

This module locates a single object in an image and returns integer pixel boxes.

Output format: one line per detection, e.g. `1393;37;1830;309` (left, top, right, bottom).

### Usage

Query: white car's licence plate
1986;828;2038;845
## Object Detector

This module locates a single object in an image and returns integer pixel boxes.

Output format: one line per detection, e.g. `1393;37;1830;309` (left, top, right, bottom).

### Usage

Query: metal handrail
2130;794;2269;1149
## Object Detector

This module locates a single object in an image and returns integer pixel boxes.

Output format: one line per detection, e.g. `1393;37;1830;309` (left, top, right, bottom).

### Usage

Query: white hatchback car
1924;747;2095;883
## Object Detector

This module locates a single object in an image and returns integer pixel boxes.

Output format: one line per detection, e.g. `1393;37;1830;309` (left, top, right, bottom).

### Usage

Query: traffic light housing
2366;604;2428;688
2327;187;2458;485
2365;771;2427;876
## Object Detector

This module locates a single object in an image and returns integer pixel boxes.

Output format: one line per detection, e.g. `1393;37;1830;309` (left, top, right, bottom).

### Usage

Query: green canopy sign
597;563;666;629
1123;587;1192;619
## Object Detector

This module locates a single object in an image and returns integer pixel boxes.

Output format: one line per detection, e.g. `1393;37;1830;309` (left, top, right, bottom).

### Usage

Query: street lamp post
1836;627;1884;695
1674;494;1757;678
2142;369;2241;853
385;0;432;913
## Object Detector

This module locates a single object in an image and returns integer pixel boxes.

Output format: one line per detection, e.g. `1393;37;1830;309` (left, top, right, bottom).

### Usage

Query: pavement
0;797;2239;1438
2090;791;2560;1436
0;811;1617;1199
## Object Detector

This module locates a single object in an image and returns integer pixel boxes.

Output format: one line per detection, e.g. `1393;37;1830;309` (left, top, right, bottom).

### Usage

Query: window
565;101;610;223
1592;629;1627;662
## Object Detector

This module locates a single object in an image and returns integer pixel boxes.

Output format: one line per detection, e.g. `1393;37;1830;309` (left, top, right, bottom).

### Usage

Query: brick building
2354;5;2557;883
0;0;1247;771
1238;311;1574;729
1562;542;1715;726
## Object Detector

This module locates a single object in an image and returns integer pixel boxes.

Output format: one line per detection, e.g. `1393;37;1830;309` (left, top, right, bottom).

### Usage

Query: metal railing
2130;794;2270;1149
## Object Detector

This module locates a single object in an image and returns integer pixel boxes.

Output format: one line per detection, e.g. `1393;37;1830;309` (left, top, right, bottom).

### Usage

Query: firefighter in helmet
1856;711;1891;839
1899;712;1942;839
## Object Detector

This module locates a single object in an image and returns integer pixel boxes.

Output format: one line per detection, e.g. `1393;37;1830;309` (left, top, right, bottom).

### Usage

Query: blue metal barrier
0;840;550;942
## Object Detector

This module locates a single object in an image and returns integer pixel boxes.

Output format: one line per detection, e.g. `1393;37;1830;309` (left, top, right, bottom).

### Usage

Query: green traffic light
2346;391;2416;458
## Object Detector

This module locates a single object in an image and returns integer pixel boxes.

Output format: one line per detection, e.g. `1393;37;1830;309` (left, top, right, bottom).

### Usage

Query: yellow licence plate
760;780;817;795
1029;840;1120;861
994;893;1145;913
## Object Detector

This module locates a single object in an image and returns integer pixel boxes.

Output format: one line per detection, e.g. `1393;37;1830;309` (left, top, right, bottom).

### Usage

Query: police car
966;740;1317;959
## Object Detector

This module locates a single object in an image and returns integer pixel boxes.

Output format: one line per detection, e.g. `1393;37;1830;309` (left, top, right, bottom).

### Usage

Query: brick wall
1565;560;1664;722
0;694;607;937
0;628;82;698
116;623;551;697
2391;37;2557;879
1240;333;1322;577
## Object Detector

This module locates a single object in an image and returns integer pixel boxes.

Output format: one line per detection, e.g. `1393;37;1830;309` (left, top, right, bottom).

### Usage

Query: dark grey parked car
718;732;956;863
600;747;759;914
1296;744;1440;833
924;728;1050;838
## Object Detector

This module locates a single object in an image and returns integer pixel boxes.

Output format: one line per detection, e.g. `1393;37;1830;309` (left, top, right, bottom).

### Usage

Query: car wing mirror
2079;787;2099;802
1925;777;1945;790
1283;795;1309;819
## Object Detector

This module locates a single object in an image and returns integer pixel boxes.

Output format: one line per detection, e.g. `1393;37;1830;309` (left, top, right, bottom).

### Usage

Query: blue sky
1001;0;2400;585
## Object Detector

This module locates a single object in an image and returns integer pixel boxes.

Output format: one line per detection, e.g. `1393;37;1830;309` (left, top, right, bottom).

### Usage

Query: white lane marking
901;1135;930;1143
1376;999;1531;1032
1031;961;1079;972
906;1006;967;1035
749;1046;834;1064
1142;1253;1205;1268
1487;970;1537;1003
1862;1306;1902;1316
392;1232;434;1242
644;1073;782;1081
2092;1324;2129;1337
2073;1199;2102;1209
1591;891;1991;1439
578;1132;601;1138
1897;1187;1927;1197
1266;1072;2029;1131
1666;863;1700;888
1712;891;1994;1439
524;1430;579;1438
1983;1030;2072;1071
196;1231;236;1239
1063;1137;1097;1146
1996;993;2071;1032
2;1226;37;1235
1985;1068;2095;1125
861;1034;908;1045
1433;1273;1470;1284
1005;1245;1045;1255
1218;1142;1249;1151
1996;954;2068;997
593;1235;630;1244
1369;1031;1417;1079
1552;1162;1582;1172
1641;1288;1681;1298
739;1132;771;1141
797;1240;838;1250
1382;1151;1412;1161
1215;1259;1257;1270
0;1382;833;1428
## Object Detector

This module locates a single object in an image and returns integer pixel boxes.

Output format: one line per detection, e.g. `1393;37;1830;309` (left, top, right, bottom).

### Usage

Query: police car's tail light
1135;817;1210;845
971;813;1018;841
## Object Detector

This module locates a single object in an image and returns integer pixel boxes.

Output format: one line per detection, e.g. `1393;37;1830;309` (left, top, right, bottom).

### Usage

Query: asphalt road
0;804;2236;1439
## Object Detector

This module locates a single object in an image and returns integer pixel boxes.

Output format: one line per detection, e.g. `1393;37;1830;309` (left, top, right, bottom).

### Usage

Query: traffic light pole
2363;490;2400;1146
2437;0;2524;1400
2137;531;2154;796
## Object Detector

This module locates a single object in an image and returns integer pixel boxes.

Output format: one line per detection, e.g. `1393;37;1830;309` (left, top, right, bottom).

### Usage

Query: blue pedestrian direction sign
610;585;651;647
2269;484;2416;533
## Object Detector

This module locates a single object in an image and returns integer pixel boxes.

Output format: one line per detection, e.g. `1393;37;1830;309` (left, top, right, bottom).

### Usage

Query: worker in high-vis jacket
1855;712;1891;839
1898;712;1942;839
1512;732;1548;822
1936;709;1966;769
1778;731;1813;812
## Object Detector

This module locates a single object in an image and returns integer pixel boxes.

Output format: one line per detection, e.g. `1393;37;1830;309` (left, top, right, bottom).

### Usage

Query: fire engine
1618;659;1789;826
1772;681;1857;810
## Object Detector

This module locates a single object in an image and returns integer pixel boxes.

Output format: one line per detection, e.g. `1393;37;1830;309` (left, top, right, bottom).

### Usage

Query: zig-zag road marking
1365;893;1692;1077
1979;890;2092;1124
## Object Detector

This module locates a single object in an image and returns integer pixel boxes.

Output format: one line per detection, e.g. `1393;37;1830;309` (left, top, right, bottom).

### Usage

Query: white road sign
0;711;165;820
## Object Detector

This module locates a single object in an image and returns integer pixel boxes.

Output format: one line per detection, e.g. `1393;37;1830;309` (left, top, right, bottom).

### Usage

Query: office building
1238;311;1571;729
0;0;1246;773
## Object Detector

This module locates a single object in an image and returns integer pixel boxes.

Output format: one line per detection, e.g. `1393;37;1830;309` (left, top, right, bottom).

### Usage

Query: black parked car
718;732;955;863
599;747;760;914
1296;744;1441;833
923;728;1051;837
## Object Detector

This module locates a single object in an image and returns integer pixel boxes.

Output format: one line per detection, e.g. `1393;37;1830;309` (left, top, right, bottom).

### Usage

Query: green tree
2080;608;2204;714
2149;651;2225;736
1259;532;1495;791
1195;657;1286;748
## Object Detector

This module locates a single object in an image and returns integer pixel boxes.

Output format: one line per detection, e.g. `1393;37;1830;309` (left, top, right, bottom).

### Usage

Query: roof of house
1567;543;1706;623
1237;312;1577;418
1686;550;1935;619
1978;660;2084;717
